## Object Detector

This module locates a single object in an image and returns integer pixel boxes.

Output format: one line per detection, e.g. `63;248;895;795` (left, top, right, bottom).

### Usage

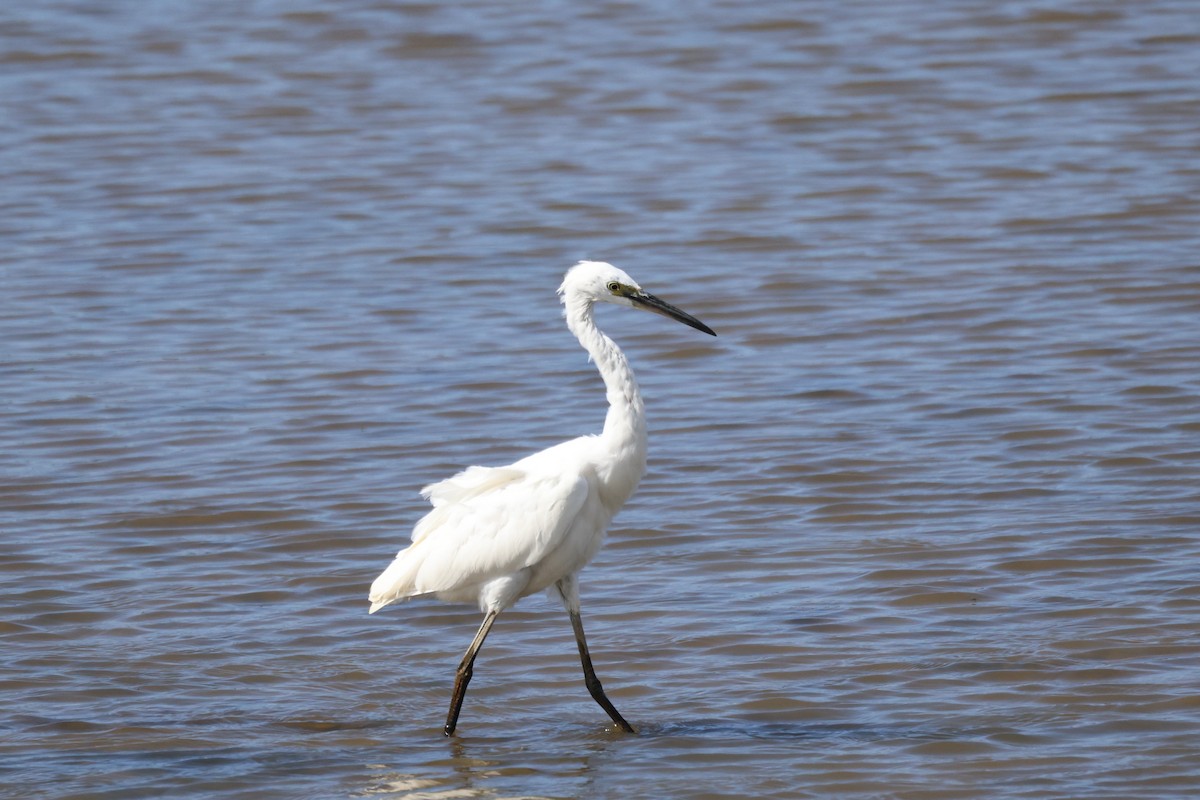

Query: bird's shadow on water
636;717;962;743
642;717;846;741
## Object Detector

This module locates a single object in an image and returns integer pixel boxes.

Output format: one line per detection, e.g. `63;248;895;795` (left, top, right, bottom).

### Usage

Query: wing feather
413;466;524;544
414;468;588;588
370;465;590;608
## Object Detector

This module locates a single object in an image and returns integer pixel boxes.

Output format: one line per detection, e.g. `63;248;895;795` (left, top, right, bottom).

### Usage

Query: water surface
3;1;1200;798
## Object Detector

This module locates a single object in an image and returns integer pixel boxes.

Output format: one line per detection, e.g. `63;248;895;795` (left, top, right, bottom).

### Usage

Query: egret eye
606;281;622;293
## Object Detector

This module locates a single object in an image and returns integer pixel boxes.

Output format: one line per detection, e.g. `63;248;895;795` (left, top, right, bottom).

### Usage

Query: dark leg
568;609;636;733
444;609;499;736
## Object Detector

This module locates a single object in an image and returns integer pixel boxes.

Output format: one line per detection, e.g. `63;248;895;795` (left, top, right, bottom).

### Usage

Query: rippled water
4;1;1200;798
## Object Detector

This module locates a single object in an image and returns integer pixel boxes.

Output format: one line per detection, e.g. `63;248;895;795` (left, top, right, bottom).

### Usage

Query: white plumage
368;260;716;735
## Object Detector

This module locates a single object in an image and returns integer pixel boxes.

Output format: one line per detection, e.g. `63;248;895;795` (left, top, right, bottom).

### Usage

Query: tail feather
368;547;422;614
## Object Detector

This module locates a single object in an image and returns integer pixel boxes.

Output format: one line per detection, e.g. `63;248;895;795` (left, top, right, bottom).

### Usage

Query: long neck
564;293;648;500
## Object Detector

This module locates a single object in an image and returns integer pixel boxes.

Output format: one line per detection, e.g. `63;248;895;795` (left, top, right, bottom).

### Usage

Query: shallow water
4;1;1200;798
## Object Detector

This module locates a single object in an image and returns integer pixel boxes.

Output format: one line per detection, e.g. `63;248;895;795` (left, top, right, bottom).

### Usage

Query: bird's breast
594;439;646;513
524;485;612;593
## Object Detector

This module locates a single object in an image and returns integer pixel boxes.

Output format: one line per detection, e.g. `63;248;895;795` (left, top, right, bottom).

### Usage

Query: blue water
3;1;1200;798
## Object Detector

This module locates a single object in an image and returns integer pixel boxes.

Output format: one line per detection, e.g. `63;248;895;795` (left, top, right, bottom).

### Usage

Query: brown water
4;1;1200;798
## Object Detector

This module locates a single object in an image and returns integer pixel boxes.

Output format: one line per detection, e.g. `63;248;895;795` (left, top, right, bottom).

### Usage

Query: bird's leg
567;607;637;734
554;576;637;733
444;609;498;736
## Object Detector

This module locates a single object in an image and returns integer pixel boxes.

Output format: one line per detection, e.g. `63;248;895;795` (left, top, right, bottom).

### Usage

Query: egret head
559;261;716;336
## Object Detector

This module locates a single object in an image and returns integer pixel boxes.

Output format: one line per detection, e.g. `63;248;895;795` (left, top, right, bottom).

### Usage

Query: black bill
630;292;717;336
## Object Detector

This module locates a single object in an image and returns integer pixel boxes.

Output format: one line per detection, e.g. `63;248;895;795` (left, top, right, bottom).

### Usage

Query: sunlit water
4;1;1200;798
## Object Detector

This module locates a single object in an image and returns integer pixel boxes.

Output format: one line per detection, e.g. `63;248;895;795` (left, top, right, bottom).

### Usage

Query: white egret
368;260;716;735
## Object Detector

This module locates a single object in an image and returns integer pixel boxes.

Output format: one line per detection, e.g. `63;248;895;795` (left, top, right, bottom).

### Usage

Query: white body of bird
367;260;715;735
367;437;634;613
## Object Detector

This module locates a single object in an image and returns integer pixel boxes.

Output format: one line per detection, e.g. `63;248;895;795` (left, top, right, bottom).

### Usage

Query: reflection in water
359;734;617;799
360;769;465;799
